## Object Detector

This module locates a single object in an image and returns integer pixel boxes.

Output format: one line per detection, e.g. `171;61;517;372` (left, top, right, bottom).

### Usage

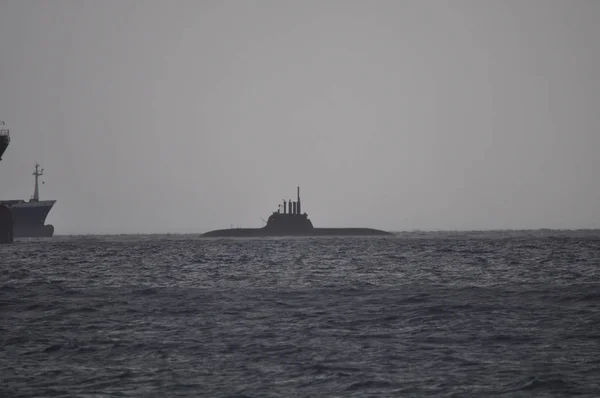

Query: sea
1;231;600;397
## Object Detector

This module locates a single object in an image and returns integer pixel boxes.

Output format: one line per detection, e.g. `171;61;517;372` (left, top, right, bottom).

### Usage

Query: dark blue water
2;231;600;397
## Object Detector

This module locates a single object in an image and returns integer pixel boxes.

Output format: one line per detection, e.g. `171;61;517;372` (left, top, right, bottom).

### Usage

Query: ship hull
0;205;14;243
201;227;392;238
14;224;54;238
0;132;9;161
0;200;56;238
0;127;12;243
0;139;8;160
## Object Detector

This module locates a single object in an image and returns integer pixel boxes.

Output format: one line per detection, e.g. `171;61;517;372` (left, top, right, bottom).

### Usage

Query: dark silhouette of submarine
201;187;392;237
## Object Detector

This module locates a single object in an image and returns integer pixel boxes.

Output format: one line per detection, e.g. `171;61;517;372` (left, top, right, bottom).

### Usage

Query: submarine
201;187;392;237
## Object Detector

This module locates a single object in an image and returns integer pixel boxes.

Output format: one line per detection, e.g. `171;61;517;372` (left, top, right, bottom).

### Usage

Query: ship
201;187;392;237
0;121;14;243
0;163;56;238
0;121;9;161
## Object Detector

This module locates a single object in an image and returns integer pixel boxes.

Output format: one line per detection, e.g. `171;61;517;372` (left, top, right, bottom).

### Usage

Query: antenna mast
32;163;44;202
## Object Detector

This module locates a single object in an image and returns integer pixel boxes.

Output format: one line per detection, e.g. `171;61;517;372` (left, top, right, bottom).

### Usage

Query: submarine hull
201;227;392;238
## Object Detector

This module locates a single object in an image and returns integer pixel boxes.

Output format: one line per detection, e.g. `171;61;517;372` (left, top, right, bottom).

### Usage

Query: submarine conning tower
265;186;314;232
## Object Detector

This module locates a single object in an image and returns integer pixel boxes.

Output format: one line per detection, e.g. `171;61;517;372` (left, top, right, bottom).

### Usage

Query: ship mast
32;163;44;202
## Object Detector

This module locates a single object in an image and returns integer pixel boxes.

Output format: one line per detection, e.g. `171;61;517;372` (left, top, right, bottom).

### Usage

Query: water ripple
1;231;600;396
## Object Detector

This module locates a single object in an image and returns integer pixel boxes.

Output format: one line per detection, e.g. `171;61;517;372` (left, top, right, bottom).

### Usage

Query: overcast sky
0;0;599;234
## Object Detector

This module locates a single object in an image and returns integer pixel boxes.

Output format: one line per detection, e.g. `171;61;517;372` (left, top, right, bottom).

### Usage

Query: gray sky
1;0;599;234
